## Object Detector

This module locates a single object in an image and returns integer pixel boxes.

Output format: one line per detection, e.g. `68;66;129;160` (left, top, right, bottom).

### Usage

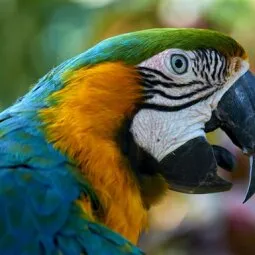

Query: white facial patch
131;104;208;161
131;49;249;161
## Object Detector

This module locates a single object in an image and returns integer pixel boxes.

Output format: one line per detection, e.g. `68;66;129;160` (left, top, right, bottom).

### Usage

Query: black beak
205;71;255;202
160;71;255;200
160;136;233;194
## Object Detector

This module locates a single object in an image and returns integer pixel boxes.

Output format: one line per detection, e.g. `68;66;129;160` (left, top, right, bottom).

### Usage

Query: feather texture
39;62;149;243
0;28;245;254
0;106;143;255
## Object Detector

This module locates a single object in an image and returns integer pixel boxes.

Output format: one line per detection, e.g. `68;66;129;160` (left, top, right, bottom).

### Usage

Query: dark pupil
175;59;183;68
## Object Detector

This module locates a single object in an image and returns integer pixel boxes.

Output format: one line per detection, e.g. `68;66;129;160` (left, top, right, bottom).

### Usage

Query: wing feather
0;112;143;255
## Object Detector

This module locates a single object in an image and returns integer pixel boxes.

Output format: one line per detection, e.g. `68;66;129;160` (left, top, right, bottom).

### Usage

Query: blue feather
0;100;143;254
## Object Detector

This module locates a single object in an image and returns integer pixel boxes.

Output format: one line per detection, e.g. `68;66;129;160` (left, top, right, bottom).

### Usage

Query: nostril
231;57;242;74
242;147;254;156
242;147;250;155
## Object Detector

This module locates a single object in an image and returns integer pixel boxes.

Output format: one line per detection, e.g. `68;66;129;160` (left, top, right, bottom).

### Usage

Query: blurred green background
1;0;255;254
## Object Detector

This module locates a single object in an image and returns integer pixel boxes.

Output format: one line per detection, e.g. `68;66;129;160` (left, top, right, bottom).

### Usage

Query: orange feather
39;62;148;244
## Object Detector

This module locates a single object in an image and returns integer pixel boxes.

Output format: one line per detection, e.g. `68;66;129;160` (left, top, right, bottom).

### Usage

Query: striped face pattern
130;48;248;161
137;48;232;111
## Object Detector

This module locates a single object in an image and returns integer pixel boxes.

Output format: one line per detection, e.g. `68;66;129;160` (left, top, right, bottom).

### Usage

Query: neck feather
39;62;147;243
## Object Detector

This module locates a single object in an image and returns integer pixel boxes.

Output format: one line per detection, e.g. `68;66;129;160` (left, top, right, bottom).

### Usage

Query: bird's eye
170;54;189;74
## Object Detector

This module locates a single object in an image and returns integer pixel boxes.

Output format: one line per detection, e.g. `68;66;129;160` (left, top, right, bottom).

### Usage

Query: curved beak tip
206;71;255;203
243;156;255;203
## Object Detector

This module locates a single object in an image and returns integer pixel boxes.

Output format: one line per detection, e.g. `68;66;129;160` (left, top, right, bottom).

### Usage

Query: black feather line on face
141;77;204;88
137;66;173;81
212;52;219;81
137;48;230;113
144;84;214;101
141;89;217;112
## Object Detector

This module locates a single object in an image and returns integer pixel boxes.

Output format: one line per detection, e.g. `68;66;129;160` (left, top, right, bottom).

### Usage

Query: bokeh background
1;0;255;254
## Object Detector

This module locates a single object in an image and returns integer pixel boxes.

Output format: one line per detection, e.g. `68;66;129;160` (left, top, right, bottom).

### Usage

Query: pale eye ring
170;54;189;74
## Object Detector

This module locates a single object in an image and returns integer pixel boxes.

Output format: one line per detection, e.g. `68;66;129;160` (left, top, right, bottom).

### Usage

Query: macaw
0;28;255;255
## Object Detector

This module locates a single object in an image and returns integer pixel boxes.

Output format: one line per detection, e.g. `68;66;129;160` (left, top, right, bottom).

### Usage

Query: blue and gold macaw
0;28;255;254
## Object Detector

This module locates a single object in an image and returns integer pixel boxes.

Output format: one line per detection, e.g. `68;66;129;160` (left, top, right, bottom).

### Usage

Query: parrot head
35;28;255;213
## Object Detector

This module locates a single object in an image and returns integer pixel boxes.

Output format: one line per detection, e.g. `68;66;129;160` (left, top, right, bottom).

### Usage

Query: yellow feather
40;62;148;244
